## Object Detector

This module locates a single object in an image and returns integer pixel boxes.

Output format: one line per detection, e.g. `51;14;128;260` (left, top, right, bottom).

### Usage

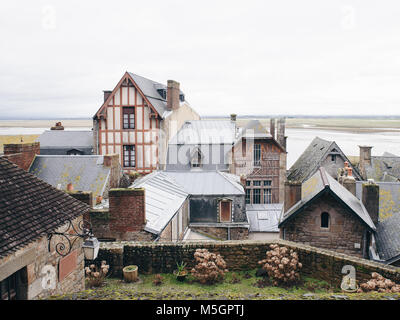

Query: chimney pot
230;114;237;122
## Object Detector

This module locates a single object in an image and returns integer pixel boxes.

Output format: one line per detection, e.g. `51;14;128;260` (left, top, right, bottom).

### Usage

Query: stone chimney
3;142;40;171
103;90;112;102
230;114;237;122
103;154;123;188
284;181;302;213
342;167;356;196
270;118;276;139
362;181;379;225
109;188;146;233
50;122;64;130
277;118;286;149
359;146;372;179
167;80;180;111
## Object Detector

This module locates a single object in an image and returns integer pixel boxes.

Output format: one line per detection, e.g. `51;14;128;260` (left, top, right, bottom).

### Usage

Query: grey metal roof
168;120;237;145
280;167;376;230
129;72;185;118
375;213;400;263
36;130;93;149
356;181;400;221
246;204;283;233
287;137;361;182
29;155;110;197
131;171;188;235
162;170;244;195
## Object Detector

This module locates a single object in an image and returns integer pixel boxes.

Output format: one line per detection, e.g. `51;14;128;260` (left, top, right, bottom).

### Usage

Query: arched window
321;212;330;228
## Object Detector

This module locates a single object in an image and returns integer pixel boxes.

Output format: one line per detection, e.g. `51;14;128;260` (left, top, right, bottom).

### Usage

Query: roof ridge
217;171;244;193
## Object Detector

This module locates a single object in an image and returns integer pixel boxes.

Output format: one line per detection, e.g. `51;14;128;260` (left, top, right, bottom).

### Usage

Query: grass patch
48;270;400;300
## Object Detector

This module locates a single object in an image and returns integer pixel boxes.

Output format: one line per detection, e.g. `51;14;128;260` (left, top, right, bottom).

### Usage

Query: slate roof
130;171;189;235
238;120;272;139
29;155;111;198
279;167;376;231
375;213;400;263
36;130;93;151
246;204;283;233
162;171;244;195
129;72;185;118
356;181;400;221
363;156;400;182
287;137;361;182
0;157;90;258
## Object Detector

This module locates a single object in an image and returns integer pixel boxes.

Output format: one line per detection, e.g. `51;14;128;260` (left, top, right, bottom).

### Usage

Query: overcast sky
1;1;400;118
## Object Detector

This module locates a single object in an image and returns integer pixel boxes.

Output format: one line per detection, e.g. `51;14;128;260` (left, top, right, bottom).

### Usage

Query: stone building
0;157;90;300
92;72;200;174
279;167;377;258
287;136;362;183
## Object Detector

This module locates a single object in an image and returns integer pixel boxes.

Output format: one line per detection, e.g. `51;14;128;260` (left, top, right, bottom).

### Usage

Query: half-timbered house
93;72;199;174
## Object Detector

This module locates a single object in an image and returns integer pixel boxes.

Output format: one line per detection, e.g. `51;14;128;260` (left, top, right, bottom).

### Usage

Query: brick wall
89;188;153;241
96;239;400;287
3;142;40;171
281;192;368;257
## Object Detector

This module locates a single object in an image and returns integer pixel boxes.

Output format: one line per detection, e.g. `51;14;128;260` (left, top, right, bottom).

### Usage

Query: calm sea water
1;126;399;168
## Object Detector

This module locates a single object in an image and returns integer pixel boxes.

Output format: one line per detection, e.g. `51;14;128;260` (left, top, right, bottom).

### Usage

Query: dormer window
157;89;167;100
191;147;202;168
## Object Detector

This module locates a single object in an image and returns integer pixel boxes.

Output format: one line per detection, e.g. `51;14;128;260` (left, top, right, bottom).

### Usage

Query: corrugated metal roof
246;204;282;232
36;130;93;149
169;120;237;145
163;170;244;195
29;155;110;197
280;167;376;230
131;171;188;234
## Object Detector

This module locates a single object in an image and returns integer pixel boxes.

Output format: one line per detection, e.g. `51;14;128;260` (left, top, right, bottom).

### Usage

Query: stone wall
96;239;400;287
0;216;85;299
281;192;369;257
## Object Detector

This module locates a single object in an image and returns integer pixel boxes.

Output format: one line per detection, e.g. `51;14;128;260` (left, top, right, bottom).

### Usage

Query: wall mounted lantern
48;219;99;260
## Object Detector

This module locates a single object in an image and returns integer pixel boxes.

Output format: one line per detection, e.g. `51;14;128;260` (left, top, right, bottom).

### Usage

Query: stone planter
123;265;138;283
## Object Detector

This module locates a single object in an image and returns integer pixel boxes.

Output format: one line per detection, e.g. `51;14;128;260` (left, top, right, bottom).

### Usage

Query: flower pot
123;265;138;283
174;270;188;282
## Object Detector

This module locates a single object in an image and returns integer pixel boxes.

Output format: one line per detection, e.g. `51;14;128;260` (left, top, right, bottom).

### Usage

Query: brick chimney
277;118;286;149
50;122;64;130
284;180;302;213
270;118;276;139
103;90;112;102
167;80;180;111
230;114;237;122
359;146;372;179
3;142;40;171
362;181;379;225
109;188;146;232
